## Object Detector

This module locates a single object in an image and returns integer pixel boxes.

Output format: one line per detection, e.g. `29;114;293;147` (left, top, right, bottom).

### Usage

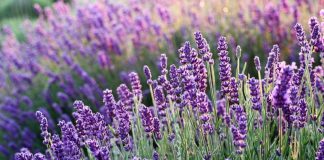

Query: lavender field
0;0;324;159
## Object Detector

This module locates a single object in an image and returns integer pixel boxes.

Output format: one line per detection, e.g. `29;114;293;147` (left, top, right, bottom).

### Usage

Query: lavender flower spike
35;111;51;145
103;89;116;125
217;36;232;96
248;78;262;112
129;72;142;101
316;138;324;160
160;54;168;75
143;65;153;84
254;56;261;71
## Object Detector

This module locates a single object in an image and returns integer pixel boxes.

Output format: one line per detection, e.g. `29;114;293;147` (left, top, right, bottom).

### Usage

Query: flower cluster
0;3;322;159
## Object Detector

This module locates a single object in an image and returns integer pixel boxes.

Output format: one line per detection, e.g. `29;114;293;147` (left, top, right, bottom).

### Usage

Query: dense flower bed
0;0;324;159
14;19;324;159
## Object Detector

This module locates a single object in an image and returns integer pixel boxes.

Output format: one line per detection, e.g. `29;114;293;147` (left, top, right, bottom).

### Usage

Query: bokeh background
0;0;323;159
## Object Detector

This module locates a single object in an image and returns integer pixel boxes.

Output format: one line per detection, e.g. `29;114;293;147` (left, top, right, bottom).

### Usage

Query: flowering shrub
1;0;324;159
13;16;324;158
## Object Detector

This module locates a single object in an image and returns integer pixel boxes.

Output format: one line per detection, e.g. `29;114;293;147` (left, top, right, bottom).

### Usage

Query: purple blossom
35;111;51;145
153;150;160;160
15;148;45;160
140;105;153;134
248;78;262;112
194;31;212;62
236;45;241;58
230;78;239;105
196;60;208;92
103;89;116;125
217;36;232;96
254;56;261;71
271;66;293;109
231;105;247;154
87;139;110;159
216;99;226;117
117;84;134;112
298;99;307;128
316;139;324;160
197;92;213;134
152;117;162;140
72;101;110;143
115;101;132;151
154;86;167;124
160;54;168;75
129;72;142;100
294;23;308;47
143;65;152;84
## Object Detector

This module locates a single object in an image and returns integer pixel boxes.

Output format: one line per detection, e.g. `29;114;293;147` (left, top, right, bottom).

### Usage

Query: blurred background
0;0;323;159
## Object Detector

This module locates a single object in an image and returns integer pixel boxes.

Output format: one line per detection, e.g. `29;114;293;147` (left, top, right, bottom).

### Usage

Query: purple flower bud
236;45;241;58
103;89;116;124
230;78;239;105
194;31;211;61
160;54;168;74
254;56;261;71
140;105;153;134
153;150;159;160
143;65;152;84
35;111;51;145
309;17;318;32
238;74;246;81
316;138;324;160
152;117;162;140
154;86;167;124
271;65;293;109
115;101;132;151
217;36;232;96
248;78;262;112
128;72;142;100
117;84;134;112
216;99;226;117
294;23;308;48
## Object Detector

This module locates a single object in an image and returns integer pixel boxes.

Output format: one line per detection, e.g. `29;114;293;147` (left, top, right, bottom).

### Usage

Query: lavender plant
13;17;324;158
1;0;324;159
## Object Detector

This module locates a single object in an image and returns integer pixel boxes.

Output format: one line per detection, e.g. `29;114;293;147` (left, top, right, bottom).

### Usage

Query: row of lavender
0;0;323;158
14;14;324;159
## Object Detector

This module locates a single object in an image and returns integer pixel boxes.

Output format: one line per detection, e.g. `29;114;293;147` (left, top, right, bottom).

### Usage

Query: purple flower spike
230;78;239;105
143;65;152;84
231;105;247;154
310;24;323;52
117;84;134;112
217;36;232;96
216;99;226;117
248;78;262;112
294;23;308;48
194;31;212;62
154;86;167;124
128;72;142;100
160;54;168;75
140;105;153;134
271;65;293;109
298;99;307;128
309;17;318;32
87;139;110;159
316;139;324;160
14;148;33;160
103;89;116;125
35;111;51;145
152;117;162;140
153;150;160;160
115;101;132;151
236;45;241;58
254;56;261;71
196;61;208;92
